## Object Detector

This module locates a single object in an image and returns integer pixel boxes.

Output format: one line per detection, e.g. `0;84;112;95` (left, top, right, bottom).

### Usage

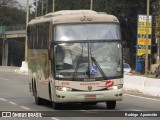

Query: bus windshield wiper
87;43;108;80
91;57;108;80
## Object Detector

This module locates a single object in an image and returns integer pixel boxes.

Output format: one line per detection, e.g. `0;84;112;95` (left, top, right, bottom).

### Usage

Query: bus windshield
54;42;122;80
55;24;121;41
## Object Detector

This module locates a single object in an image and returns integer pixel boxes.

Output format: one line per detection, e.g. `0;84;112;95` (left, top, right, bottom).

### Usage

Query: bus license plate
85;95;96;100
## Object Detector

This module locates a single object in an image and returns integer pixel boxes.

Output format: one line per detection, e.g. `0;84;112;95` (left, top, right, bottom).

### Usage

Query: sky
17;0;34;7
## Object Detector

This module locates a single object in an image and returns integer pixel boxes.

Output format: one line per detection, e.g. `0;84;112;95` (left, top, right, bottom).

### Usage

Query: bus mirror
49;49;51;60
49;48;53;60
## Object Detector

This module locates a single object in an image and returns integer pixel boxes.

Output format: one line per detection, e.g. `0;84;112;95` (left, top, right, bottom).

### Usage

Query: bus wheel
52;102;61;110
35;92;43;105
34;83;43;105
106;101;116;109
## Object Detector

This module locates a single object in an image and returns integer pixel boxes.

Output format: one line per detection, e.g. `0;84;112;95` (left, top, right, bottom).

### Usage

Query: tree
0;0;26;25
0;0;20;8
33;0;157;67
154;0;160;38
33;0;91;17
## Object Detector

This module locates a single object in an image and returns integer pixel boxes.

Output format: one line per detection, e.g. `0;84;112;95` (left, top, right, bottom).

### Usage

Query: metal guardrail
0;25;26;33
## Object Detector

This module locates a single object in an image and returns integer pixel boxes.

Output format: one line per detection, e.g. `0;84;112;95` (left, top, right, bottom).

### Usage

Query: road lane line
20;106;30;110
80;110;86;111
129;109;142;111
124;94;160;102
51;117;60;120
0;98;7;101
9;102;17;105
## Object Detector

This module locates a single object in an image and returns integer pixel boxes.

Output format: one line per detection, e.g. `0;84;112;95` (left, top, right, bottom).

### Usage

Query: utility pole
35;0;38;17
53;0;55;12
90;0;93;10
41;0;44;16
25;0;29;61
46;0;48;14
145;0;150;76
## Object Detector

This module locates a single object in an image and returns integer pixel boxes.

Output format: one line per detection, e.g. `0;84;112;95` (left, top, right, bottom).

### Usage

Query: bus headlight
108;84;123;90
56;86;72;92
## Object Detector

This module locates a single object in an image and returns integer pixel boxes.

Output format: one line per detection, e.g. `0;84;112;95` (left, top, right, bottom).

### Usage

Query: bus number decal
61;82;70;86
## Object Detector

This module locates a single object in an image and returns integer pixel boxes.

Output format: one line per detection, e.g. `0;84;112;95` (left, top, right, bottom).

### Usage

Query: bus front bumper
54;89;123;103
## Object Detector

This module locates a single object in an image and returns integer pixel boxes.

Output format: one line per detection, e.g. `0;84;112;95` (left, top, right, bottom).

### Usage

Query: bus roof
28;10;119;25
44;10;97;17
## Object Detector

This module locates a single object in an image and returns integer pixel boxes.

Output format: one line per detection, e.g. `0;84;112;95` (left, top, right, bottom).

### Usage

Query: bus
27;10;123;110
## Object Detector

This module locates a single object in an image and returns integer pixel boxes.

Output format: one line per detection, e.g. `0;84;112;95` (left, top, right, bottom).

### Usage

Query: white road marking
51;117;60;120
9;102;17;105
80;110;86;111
0;98;7;101
124;94;160;102
20;106;30;110
129;109;142;111
5;79;9;81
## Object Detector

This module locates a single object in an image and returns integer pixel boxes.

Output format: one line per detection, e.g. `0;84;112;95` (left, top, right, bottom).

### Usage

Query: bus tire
106;101;116;109
35;92;43;105
34;82;43;105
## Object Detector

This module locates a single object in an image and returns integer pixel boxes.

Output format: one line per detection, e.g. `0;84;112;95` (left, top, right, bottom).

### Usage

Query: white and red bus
27;10;123;109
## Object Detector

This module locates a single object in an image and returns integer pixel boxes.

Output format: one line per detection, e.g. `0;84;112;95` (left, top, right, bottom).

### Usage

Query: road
0;66;160;120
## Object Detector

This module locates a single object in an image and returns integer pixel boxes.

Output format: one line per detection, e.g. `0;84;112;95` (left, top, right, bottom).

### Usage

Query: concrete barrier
20;61;28;73
143;78;160;96
124;75;146;92
124;75;160;97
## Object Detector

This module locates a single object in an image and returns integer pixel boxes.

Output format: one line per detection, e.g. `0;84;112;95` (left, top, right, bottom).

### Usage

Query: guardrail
124;75;160;96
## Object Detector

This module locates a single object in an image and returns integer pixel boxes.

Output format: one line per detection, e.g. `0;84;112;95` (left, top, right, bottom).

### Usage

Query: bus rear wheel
35;97;43;105
106;101;116;109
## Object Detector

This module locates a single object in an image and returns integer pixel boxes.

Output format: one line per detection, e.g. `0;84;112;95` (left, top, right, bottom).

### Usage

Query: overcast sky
17;0;34;6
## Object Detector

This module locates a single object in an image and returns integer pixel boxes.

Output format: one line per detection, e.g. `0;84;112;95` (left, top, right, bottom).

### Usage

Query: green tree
0;0;26;25
33;0;91;16
0;0;19;7
33;0;157;67
154;0;160;38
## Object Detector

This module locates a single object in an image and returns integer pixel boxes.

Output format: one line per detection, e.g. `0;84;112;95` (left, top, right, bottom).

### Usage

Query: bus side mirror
49;49;52;60
49;48;54;60
49;42;56;60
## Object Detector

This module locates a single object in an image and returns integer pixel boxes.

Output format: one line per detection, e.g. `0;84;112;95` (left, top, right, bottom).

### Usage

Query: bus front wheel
34;92;44;105
106;101;116;109
33;82;43;105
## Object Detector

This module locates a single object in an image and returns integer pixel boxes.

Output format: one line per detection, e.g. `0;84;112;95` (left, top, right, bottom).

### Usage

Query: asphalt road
0;66;160;120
